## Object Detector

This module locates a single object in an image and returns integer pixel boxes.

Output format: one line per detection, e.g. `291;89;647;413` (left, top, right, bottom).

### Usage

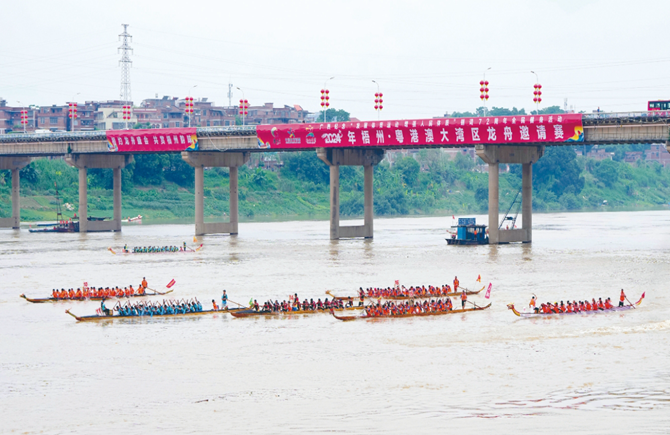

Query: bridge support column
476;145;544;244
0;157;31;229
317;148;384;240
182;151;250;236
66;154;133;233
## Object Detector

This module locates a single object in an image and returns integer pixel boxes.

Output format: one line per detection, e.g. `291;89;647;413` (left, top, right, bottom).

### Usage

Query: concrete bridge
1;111;668;243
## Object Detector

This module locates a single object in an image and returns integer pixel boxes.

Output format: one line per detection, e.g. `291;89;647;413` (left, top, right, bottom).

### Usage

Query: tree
594;159;619;187
323;108;350;122
532;146;584;197
281;151;329;185
394;156;420;187
488;107;527;117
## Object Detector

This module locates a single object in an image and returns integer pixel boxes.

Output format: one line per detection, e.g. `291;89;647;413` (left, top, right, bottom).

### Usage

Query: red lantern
480;80;484;86
325;90;329;94
374;105;379;110
484;87;489;93
533;98;538;103
538;84;542;89
537;98;542;103
325;102;330;107
379;93;383;98
480;87;485;93
485;95;489;100
484;81;489;86
480;95;485;100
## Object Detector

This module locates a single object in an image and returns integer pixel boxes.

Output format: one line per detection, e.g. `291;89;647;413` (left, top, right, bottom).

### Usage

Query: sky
2;0;669;120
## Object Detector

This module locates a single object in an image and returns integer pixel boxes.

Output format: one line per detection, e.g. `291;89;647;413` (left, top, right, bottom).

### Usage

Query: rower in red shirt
619;289;626;307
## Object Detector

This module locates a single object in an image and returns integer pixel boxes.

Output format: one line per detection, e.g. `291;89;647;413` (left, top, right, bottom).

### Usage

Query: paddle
466;300;481;310
625;295;636;309
227;299;246;309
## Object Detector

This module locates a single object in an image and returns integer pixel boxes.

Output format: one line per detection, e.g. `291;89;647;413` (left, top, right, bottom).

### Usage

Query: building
624;151;643;163
645;144;670;167
1;95;313;133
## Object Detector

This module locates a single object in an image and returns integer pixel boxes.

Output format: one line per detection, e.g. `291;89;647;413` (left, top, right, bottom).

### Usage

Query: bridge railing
583;111;670;125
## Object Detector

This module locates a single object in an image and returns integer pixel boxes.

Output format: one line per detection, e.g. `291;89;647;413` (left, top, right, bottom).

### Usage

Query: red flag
166;279;176;288
476;275;481;283
452;215;455;219
485;283;492;299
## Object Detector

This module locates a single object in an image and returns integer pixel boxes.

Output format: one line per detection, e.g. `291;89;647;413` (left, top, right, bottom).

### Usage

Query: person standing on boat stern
619;289;626;307
453;276;460;292
529;295;537;311
221;290;228;310
460;289;467;309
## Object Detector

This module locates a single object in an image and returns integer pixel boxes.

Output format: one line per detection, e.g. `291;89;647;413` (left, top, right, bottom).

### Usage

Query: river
1;210;669;434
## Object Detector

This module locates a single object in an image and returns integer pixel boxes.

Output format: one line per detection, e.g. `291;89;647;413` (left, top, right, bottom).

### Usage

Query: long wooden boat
20;289;173;304
326;286;484;302
66;306;245;322
331;302;492;321
108;244;203;255
230;305;363;318
506;293;645;317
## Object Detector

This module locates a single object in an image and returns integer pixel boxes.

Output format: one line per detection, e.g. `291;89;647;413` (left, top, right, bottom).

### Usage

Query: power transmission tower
227;82;233;107
118;24;133;128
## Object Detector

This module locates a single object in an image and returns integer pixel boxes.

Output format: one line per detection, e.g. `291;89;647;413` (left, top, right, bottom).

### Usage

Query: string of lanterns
479;80;489;102
374;92;383;113
320;89;330;109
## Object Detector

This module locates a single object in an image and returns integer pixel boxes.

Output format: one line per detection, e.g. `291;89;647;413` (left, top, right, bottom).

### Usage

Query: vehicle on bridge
446;218;489;245
648;100;670;111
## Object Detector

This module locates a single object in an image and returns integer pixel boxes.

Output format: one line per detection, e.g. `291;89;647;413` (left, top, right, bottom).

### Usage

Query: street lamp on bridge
480;67;491;116
372;80;383;120
236;87;248;126
531;71;542;115
321;76;334;122
186;85;197;128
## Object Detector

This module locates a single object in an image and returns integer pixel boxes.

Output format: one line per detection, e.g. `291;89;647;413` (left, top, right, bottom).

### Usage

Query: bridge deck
0;112;667;157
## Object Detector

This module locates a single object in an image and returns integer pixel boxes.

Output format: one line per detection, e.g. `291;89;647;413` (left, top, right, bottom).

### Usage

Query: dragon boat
331;302;492;321
20;289;172;304
230;305;363;318
326;286;484;302
108;244;203;255
506;293;645;317
66;306;244;322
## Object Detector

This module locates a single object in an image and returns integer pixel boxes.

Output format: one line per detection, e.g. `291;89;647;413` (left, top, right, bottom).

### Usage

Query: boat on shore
121;215;142;223
66;306;244;322
326;286;484;302
506;293;645;317
20;289;173;303
331;302;492;321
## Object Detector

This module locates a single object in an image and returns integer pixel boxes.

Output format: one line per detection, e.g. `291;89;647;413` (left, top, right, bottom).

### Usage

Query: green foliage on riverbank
1;148;669;222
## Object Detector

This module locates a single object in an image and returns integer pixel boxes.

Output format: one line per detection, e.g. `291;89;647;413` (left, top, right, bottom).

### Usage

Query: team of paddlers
363;297;457;317
359;277;461;299
107;298;202;317
528;290;628;314
125;243;188;253
51;278;150;299
241;294;349;312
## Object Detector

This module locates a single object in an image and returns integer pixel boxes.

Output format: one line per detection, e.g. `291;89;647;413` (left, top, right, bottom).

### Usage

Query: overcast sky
2;0;669;120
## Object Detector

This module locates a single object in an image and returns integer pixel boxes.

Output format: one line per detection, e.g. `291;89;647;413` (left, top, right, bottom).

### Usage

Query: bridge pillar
317;148;384;239
0;157;31;229
475;145;544;244
65;154;133;233
181;151;250;236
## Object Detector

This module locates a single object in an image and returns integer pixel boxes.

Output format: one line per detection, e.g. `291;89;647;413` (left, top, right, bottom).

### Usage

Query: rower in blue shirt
221;290;228;310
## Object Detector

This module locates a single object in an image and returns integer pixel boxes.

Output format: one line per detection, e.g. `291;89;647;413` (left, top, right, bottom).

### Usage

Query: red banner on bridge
106;128;198;152
256;114;583;150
